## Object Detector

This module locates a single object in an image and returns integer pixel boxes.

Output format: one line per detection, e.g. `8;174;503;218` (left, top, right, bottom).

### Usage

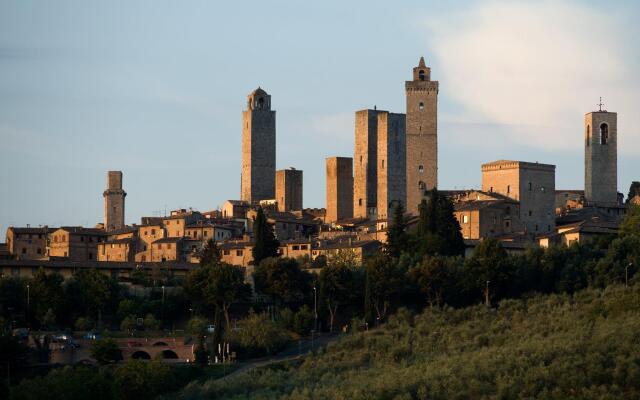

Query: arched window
418;70;425;81
586;125;590;146
257;97;264;109
418;165;424;173
600;123;608;144
418;181;426;190
419;102;424;111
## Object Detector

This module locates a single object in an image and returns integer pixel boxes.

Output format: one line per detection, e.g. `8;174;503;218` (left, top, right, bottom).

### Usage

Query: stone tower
405;56;438;215
103;171;126;231
276;168;303;212
241;87;276;204
585;109;617;205
353;109;380;219
377;112;406;221
326;157;353;223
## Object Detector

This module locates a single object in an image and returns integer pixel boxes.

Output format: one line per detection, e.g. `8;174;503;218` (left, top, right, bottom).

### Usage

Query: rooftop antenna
598;97;604;112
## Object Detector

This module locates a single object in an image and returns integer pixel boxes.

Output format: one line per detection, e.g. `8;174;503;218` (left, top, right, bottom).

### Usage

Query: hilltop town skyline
1;1;640;236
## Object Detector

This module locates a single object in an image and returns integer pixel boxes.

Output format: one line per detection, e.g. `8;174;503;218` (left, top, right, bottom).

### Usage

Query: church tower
103;171;126;231
241;87;276;204
405;57;438;215
585;103;617;205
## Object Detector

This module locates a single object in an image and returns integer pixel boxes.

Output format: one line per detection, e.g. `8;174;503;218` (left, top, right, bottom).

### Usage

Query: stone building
241;87;276;204
5;226;54;260
405;57;438;216
454;195;523;240
49;227;106;261
326;157;354;223
482;160;556;237
377;112;406;221
103;171;126;231
585;109;618;205
222;200;250;219
353;109;380;219
275;168;303;212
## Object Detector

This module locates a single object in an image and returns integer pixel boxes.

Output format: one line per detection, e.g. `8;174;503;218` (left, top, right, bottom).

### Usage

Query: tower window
600;123;608;144
358;198;363;206
586;125;590;146
419;102;424;111
418;165;424;173
528;182;532;191
418;70;425;81
507;185;510;194
463;215;468;224
381;160;385;169
418;181;426;190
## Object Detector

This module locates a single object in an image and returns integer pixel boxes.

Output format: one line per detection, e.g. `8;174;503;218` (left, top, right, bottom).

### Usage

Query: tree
90;338;122;365
65;269;120;327
620;204;640;238
627;181;640;203
225;311;288;357
186;316;208;337
463;239;514;305
319;264;356;332
364;254;406;321
185;262;251;331
408;256;457;307
253;258;312;306
120;315;136;334
114;360;175;400
143;313;160;331
385;202;410;259
29;270;65;327
252;207;280;265
413;189;465;257
198;239;222;265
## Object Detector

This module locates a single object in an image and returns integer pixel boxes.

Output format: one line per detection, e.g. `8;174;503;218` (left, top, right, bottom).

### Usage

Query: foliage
225;311;289;358
113;360;175;400
29;270;65;327
627;181;640;203
364;254;406;322
179;284;640;400
385;202;409;259
251;207;280;265
253;258;313;306
9;365;114;400
186;316;208;337
143;313;160;331
197;239;222;266
413;189;465;257
620;204;640;237
318;263;357;332
64;269;121;326
90;338;121;365
74;317;94;331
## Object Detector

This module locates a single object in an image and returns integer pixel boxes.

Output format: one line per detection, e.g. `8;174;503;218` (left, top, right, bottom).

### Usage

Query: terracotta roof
152;237;184;244
8;226;57;234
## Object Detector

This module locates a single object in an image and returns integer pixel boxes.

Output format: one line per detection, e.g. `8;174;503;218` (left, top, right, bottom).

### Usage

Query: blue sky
1;0;639;238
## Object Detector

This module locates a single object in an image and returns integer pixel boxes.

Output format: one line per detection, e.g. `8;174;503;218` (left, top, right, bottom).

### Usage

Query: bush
225;311;290;358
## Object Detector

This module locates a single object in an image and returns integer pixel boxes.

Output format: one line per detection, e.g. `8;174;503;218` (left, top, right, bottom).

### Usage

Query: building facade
103;171;126;231
405;57;438;216
353;109;381;219
275;168;303;212
376;112;406;221
482;160;556;236
585;110;617;205
241;88;276;204
326;157;354;223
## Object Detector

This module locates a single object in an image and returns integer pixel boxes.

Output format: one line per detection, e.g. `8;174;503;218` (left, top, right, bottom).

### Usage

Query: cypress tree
252;207;280;265
386;202;409;259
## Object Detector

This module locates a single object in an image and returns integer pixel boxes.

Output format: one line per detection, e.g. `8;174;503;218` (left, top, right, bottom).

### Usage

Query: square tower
482;160;556;237
405;57;438;216
241;87;276;204
377;112;406;221
326;157;353;223
276;168;303;212
103;170;126;231
354;109;381;219
585;110;617;205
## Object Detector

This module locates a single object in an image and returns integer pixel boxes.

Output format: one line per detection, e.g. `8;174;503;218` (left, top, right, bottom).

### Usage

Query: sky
1;0;639;239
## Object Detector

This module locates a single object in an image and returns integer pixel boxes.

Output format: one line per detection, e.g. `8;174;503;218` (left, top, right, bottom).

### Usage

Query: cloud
421;1;639;153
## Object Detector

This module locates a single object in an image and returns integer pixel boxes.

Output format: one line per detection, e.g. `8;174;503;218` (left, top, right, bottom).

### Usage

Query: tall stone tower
276;168;303;212
377;112;406;221
353;109;380;219
103;171;126;231
326;157;353;223
405;56;438;215
241;87;276;204
585;108;617;205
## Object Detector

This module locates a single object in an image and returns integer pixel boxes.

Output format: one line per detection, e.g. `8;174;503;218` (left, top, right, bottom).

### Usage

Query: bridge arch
152;341;169;347
160;350;179;359
131;350;151;360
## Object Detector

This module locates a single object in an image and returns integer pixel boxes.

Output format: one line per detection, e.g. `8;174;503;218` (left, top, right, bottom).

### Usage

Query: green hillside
177;284;640;400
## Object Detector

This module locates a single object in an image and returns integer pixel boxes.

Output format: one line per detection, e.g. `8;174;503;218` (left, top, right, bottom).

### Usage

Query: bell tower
103;171;126;231
585;100;617;205
405;56;438;215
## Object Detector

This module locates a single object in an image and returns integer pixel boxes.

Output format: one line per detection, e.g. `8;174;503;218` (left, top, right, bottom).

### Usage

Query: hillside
176;284;640;400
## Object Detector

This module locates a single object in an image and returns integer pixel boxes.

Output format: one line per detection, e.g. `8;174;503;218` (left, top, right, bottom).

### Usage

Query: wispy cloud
421;1;639;153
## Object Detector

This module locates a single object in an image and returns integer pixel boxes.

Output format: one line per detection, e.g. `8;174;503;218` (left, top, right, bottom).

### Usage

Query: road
216;333;340;382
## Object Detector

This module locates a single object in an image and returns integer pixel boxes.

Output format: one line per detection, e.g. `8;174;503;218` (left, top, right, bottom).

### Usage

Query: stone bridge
50;336;195;364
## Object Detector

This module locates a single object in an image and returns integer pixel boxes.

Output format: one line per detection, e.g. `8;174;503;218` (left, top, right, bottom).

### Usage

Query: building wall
456;210;480;239
221;245;253;267
275;168;303;212
585;111;617;205
241;89;276;204
353;109;380;219
6;229;49;260
103;171;126;231
326;157;353;223
150;242;180;262
163;218;185;238
405;57;438;216
98;242;134;262
49;230;102;262
377;112;406;221
482;161;555;236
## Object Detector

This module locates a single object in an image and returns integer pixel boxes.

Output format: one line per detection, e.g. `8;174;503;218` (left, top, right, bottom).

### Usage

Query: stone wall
276;168;303;212
377;112;406;221
353;109;380;219
326;157;353;223
585;111;617;205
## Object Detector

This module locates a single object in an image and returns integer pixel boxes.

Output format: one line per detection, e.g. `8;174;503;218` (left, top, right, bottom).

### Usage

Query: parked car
83;332;102;340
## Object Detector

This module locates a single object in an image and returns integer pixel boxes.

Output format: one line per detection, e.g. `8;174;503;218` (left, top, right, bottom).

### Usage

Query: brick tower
103;171;126;231
405;56;438;215
353;109;380;219
326;157;354;223
241;87;276;204
276;168;303;212
585;105;617;205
